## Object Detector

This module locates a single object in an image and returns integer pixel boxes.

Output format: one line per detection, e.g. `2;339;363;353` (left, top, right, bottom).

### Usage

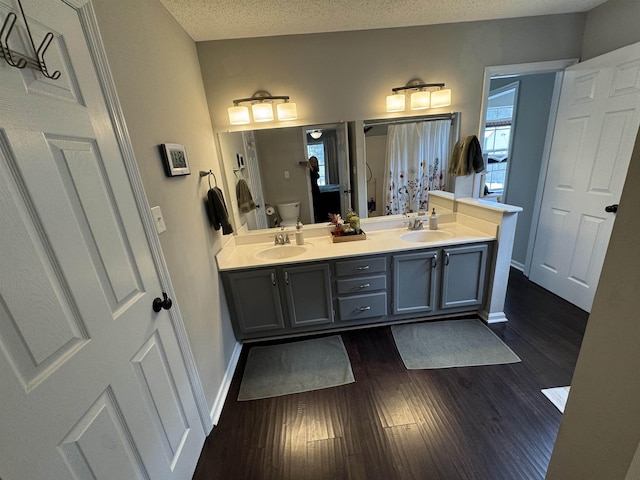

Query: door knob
605;204;618;213
152;292;173;312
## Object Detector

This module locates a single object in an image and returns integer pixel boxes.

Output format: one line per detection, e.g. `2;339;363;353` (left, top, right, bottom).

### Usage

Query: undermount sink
254;243;311;260
400;230;455;243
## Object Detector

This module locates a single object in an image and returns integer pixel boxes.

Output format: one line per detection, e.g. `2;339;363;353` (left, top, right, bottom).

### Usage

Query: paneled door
529;42;640;312
0;1;205;479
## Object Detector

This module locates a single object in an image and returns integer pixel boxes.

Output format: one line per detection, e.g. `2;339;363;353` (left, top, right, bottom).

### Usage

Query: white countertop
216;220;497;271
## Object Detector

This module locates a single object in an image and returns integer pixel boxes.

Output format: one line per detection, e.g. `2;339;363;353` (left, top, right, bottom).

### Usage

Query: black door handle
152;292;173;312
605;204;618;213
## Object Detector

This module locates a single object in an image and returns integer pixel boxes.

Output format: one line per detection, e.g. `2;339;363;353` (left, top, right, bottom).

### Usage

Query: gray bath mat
391;319;521;369
238;335;355;401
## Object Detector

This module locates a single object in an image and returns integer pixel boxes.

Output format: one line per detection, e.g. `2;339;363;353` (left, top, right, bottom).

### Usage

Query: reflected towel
206;187;233;234
236;178;256;213
448;135;485;176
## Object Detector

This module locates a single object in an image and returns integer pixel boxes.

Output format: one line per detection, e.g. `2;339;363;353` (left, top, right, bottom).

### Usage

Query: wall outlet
284;170;290;179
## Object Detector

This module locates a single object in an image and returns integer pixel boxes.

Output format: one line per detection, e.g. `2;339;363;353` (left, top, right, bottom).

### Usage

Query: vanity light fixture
228;90;297;125
385;79;451;113
309;129;323;139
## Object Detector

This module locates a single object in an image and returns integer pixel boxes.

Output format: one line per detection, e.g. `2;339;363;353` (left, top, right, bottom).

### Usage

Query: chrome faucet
274;233;291;245
407;219;424;231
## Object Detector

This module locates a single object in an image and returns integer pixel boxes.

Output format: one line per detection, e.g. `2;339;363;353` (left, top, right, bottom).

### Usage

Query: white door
0;1;205;479
529;42;640;312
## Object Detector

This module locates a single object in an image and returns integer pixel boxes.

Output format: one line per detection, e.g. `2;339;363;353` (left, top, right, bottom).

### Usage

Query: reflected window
484;84;517;194
307;142;327;185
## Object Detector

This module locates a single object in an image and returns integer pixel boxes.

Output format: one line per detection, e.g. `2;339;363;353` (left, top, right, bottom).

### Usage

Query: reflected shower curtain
383;120;450;215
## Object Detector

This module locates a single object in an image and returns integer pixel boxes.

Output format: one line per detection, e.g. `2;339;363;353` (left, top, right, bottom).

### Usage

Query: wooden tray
330;230;366;243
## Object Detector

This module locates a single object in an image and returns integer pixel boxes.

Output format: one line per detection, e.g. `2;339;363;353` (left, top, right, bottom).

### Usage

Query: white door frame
478;59;579;276
79;0;212;433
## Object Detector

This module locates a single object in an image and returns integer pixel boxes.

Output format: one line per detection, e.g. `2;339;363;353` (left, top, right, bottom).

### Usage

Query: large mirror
217;113;460;232
363;113;460;218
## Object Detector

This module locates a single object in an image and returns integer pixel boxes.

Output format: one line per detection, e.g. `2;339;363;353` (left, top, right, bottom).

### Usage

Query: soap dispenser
295;221;304;245
429;208;438;230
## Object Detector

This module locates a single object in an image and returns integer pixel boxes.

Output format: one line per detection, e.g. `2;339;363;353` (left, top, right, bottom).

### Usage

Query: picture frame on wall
160;143;191;176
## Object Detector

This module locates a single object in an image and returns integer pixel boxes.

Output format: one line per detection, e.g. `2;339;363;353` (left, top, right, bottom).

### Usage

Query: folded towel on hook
206;187;233;234
236;178;256;213
448;135;485;176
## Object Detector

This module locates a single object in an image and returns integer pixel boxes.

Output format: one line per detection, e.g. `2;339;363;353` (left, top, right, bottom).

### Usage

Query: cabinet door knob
445;252;450;266
433;253;438;269
284;271;290;285
271;272;276;286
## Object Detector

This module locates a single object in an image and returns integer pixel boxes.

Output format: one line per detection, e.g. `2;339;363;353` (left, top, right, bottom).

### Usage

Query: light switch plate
150;206;167;234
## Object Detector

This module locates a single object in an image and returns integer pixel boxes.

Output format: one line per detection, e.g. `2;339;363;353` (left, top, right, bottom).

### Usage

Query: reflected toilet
277;201;300;227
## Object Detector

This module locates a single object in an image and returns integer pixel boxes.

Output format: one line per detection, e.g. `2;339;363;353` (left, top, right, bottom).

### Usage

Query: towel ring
199;170;217;188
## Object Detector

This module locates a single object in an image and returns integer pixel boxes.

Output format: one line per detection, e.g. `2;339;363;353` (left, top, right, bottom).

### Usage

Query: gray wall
197;15;586;139
364;133;388;217
92;0;237;412
547;0;640;476
492;73;557;267
582;0;640;60
255;128;313;225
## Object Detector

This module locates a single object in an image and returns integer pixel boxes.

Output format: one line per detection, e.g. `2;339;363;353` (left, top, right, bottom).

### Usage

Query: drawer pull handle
357;306;371;312
356;265;370;271
357;283;371;289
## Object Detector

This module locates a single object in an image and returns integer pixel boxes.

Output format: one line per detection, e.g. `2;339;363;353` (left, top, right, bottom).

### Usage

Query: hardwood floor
193;269;588;479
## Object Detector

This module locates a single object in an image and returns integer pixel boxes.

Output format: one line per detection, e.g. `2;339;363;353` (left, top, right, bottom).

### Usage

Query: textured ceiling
159;0;607;42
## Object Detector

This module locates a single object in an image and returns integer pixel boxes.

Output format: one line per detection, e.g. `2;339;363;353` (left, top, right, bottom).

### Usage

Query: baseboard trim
209;341;243;429
479;310;508;323
510;260;525;272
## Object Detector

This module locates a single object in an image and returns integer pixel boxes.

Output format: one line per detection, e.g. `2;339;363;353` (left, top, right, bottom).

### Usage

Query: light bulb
228;106;250;125
410;90;431;110
386;93;405;112
276;102;297;121
252;102;274;122
431;89;452;108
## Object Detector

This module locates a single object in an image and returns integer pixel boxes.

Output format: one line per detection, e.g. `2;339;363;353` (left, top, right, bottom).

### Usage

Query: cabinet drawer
338;292;387;321
335;257;386;277
336;275;386;295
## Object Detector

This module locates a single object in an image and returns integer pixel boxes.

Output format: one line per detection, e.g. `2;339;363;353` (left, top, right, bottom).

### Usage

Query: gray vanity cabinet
333;256;388;323
282;263;333;328
392;242;490;316
392;250;438;315
221;240;492;341
222;268;285;336
440;244;488;309
221;262;333;340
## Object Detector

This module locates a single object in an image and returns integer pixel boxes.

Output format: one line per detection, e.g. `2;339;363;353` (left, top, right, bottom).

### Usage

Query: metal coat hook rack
0;0;61;79
199;170;217;189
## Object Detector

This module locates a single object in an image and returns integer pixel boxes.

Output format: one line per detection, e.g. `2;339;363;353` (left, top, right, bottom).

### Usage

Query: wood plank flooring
193;269;588;479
